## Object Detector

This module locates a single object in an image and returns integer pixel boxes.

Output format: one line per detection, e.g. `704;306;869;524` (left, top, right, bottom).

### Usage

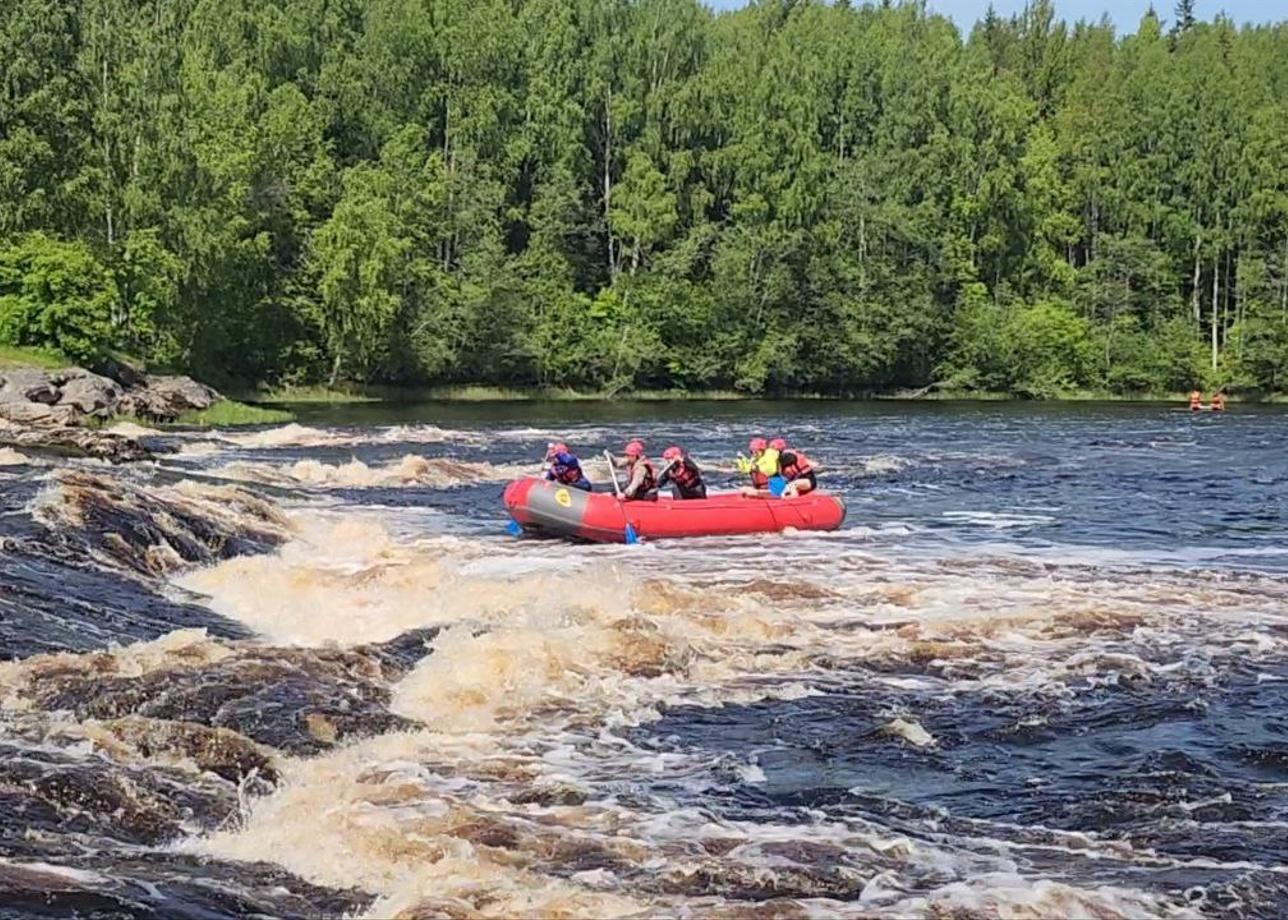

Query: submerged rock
5;642;420;755
0;469;289;659
0;420;152;463
34;470;290;574
0;552;252;659
0;852;371;920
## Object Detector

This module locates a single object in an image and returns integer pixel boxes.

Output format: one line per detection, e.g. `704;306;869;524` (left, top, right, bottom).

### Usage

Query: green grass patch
175;400;294;427
0;344;72;370
247;384;379;404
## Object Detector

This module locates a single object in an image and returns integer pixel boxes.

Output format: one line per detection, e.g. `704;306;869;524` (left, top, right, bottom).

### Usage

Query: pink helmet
662;446;683;461
769;437;787;451
624;440;645;458
546;441;568;457
749;437;767;452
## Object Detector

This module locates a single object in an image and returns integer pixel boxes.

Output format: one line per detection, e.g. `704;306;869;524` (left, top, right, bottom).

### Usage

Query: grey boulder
0;369;60;405
55;371;123;417
120;375;220;421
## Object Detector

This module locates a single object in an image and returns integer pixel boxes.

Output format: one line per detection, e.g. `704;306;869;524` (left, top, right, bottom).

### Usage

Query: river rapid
1;401;1286;918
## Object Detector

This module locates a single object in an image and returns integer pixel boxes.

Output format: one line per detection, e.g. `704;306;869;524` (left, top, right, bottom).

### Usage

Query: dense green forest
1;0;1286;396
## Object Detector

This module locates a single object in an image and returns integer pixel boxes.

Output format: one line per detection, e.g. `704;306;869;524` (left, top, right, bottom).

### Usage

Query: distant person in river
777;444;817;498
614;440;658;501
543;442;592;491
736;437;780;495
658;446;707;499
1211;391;1227;411
1189;390;1202;411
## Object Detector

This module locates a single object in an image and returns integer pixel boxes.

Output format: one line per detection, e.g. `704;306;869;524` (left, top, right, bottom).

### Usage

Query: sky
706;0;1283;32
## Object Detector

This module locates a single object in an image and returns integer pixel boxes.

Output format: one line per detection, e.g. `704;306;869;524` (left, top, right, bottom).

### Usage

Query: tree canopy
1;0;1285;395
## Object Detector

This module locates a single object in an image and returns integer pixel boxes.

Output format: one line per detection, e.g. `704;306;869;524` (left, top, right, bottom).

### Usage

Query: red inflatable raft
503;477;846;543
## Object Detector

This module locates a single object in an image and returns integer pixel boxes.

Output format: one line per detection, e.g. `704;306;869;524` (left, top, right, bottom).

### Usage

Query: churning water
1;401;1286;918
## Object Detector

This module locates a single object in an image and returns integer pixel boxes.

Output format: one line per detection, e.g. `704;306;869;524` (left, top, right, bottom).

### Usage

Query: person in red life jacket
657;446;707;499
778;446;817;498
1211;391;1227;411
612;440;658;501
543;442;592;491
1189;390;1202;411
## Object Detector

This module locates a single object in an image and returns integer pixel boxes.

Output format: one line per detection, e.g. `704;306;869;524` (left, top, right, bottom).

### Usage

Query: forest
1;0;1286;397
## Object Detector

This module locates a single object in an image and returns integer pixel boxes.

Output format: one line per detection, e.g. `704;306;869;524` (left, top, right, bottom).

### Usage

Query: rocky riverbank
0;365;221;462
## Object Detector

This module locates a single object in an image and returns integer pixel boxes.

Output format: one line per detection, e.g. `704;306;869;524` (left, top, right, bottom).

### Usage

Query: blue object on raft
768;475;787;497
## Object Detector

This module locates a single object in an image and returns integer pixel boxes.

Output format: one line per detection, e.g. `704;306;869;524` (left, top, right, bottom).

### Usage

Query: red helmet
546;441;568;458
624;440;645;458
769;437;787;451
749;437;767;452
662;446;683;461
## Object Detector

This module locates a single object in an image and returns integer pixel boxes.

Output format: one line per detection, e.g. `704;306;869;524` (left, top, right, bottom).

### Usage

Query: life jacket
631;459;657;494
747;449;777;488
669;458;701;490
1189;391;1202;409
779;451;813;481
551;460;583;485
1212;394;1226;410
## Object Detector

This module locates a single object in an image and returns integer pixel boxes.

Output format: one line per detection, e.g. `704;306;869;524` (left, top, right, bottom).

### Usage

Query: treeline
1;0;1286;396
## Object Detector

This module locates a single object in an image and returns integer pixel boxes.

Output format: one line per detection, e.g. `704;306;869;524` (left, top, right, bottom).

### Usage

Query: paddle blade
624;522;638;545
506;519;522;537
768;475;787;497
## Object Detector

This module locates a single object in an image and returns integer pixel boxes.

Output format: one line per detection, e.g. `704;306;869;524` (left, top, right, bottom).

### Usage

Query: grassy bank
0;345;71;370
241;384;379;404
175;401;294;426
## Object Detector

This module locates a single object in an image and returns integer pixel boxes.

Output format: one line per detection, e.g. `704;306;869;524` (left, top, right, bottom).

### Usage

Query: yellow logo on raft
555;488;572;507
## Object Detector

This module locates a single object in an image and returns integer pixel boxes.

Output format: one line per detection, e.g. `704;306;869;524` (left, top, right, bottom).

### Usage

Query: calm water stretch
1;401;1287;917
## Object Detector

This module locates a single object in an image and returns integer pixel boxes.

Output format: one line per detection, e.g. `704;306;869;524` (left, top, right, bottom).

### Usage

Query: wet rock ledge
0;365;220;462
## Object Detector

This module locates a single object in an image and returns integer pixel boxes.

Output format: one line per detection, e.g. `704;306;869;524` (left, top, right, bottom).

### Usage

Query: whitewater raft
503;477;846;543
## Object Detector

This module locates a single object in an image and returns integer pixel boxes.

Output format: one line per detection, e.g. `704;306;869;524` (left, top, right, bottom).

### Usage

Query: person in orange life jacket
777;442;817;498
657;446;706;499
1189;390;1202;411
611;440;658;501
1211;391;1227;411
543;442;592;491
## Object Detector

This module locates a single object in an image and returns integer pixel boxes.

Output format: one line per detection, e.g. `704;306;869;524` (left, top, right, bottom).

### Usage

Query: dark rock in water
15;646;415;755
0;552;251;659
0;739;241;849
364;626;441;673
0;852;371;920
0;469;285;659
35;470;289;575
99;716;279;785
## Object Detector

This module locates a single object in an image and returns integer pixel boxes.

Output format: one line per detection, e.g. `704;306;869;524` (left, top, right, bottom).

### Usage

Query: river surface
1;401;1286;918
